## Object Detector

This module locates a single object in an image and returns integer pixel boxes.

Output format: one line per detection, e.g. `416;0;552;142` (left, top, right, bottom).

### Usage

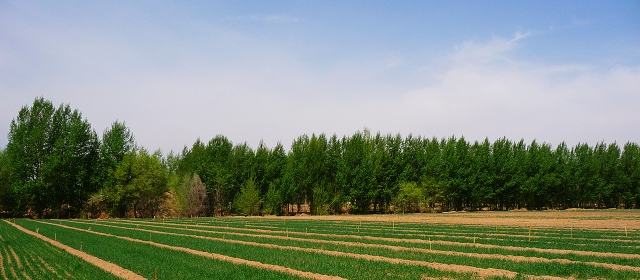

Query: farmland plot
7;210;640;279
0;220;119;280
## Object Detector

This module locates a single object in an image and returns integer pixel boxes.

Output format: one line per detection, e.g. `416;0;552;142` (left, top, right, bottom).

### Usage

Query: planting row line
74;219;640;279
120;218;640;264
23;219;479;279
0;220;120;280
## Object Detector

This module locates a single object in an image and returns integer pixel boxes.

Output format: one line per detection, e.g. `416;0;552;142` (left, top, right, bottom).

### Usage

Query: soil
3;220;145;280
268;211;640;230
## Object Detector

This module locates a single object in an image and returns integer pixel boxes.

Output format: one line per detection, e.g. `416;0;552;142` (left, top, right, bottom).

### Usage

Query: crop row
0;220;118;280
32;218;640;279
125;218;640;265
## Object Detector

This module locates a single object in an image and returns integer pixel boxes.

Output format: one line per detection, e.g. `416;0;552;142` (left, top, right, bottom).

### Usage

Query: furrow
0;246;7;280
2;247;18;279
84;219;640;273
63;220;535;279
3;220;145;280
36;220;346;280
127;219;640;260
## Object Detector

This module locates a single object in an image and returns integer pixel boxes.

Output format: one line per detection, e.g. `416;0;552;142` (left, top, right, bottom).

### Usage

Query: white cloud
225;14;300;24
382;33;640;146
450;32;530;64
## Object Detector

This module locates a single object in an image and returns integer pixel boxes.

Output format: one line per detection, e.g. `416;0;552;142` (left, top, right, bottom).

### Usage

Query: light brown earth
267;210;640;230
3;220;145;280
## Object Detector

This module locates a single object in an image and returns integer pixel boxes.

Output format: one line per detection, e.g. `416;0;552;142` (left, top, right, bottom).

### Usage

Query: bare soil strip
354;226;639;245
274;212;640;230
64;220;548;279
126;219;640;261
35;221;345;280
3;220;145;280
89;220;640;273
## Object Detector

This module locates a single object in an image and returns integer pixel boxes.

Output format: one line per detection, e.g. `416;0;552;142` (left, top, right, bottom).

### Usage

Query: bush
234;179;262;216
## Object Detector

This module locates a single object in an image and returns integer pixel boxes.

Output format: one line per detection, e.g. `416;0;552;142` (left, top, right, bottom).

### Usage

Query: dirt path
270;212;640;230
3;220;145;280
34;220;345;280
62;220;557;279
124;219;640;261
88;219;640;273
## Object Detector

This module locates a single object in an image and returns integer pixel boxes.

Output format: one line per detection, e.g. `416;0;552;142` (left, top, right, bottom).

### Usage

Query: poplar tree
5;98;99;217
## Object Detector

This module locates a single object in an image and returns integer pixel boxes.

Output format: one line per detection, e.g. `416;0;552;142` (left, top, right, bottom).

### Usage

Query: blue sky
1;1;639;153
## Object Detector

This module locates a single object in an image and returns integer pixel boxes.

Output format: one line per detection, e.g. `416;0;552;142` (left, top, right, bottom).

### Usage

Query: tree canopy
2;98;640;218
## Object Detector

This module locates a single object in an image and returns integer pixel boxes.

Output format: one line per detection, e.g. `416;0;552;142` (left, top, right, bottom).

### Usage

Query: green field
3;212;640;279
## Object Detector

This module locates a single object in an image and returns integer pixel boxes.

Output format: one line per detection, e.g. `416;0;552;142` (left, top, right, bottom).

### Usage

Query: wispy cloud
389;33;640;145
225;14;301;24
451;32;530;63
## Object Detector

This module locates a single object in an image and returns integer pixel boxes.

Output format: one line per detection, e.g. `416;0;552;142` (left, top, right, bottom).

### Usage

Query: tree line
1;98;639;218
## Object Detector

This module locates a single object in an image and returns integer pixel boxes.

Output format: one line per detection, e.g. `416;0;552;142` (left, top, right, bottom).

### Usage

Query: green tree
97;121;136;189
5;98;99;218
0;149;15;216
263;142;287;215
200;136;232;216
234;178;262;216
620;143;640;208
262;182;283;215
105;149;168;218
394;182;423;213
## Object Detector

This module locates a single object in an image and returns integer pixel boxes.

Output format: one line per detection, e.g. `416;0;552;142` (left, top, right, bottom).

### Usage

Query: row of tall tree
175;131;640;216
1;98;639;218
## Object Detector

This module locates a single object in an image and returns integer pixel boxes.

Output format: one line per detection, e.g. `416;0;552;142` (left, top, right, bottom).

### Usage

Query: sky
1;0;639;153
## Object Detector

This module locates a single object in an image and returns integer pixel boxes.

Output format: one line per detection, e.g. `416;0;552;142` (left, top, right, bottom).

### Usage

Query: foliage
104;148;168;218
4;97;99;217
394;182;423;213
174;173;208;217
262;182;283;215
97;121;136;191
234;178;262;216
2;98;640;216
